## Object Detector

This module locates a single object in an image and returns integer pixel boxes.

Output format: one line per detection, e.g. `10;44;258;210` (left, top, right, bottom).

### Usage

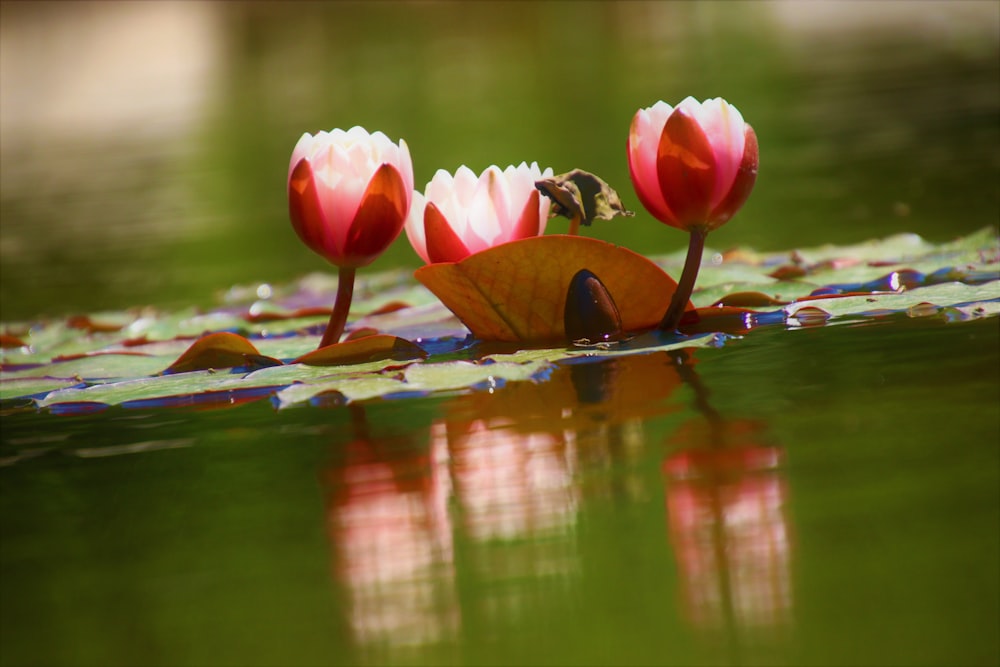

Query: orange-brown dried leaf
414;235;688;343
366;300;411;316
767;264;808;280
344;327;381;341
244;306;331;323
66;315;124;333
294;334;426;366
710;291;787;308
164;332;283;374
0;334;27;348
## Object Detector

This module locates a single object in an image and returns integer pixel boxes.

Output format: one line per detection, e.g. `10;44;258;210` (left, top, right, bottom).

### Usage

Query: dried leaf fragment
535;169;634;229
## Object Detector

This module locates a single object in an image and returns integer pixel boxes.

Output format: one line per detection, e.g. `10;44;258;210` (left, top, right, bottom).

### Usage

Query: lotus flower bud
288;126;414;268
405;162;554;264
627;97;758;232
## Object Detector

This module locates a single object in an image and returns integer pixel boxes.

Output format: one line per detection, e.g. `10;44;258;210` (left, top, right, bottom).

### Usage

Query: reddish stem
659;227;707;332
568;213;581;236
319;266;356;349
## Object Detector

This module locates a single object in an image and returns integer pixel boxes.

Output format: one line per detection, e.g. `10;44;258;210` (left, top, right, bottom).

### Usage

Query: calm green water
2;3;999;666
2;316;998;666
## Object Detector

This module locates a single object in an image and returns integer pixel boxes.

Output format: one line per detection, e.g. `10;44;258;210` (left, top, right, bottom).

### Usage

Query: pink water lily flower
405;162;554;264
628;97;758;232
287;126;413;348
288;126;413;269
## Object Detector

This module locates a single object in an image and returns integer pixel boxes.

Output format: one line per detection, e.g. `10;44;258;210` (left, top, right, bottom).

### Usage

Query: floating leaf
711;292;788;308
66;314;127;333
415;235;688;343
275;376;410;407
275;358;550;409
293;334;427;366
0;377;85;400
0;334;27;348
767;264;808;280
164;332;283;374
783;281;1000;319
2;353;171;381
37;371;287;409
2;229;997;410
244;306;331;324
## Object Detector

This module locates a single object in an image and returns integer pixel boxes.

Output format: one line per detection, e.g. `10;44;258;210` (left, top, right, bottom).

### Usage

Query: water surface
3;315;997;666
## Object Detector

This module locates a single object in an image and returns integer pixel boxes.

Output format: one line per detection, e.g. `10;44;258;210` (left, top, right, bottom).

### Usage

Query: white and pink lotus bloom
287;126;414;348
628;97;759;331
405;162;554;264
288;126;414;269
627;97;758;233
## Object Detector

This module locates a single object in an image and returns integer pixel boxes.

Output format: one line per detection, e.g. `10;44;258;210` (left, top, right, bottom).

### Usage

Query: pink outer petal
340;163;409;268
289;132;317;182
655;108;717;230
289;158;341;263
627;107;677;226
707;124;759;229
424;202;471;263
509;189;541;241
691;98;746;210
395;138;414;210
403;191;430;263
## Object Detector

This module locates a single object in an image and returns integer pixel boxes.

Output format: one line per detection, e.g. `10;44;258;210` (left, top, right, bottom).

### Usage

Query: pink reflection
437;418;577;541
663;421;792;632
326;435;457;648
325;409;581;651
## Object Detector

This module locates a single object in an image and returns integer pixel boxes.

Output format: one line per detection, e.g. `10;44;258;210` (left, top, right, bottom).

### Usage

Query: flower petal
466;167;504;252
342;163;409;268
627;106;676;225
288;158;339;261
510;188;541;241
693;98;746;210
656;108;717;229
403;191;430;262
425;202;472;263
289;132;316;182
707;124;759;229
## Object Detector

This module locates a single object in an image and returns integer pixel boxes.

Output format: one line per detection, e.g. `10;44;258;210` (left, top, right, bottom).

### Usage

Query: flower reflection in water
324;407;458;651
435;420;575;542
663;351;793;637
323;348;792;657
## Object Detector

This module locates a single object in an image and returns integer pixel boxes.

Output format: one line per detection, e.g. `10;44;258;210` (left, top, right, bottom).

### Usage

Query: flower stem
659;227;707;332
319;266;356;349
568;213;581;236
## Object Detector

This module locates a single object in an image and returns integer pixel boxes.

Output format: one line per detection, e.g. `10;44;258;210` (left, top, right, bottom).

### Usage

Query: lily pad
415;235;689;343
293;334;427;366
1;228;996;412
164;332;283;374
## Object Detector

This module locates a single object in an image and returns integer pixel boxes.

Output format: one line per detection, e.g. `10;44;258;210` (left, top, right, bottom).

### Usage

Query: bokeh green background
2;1;998;320
2;5;999;666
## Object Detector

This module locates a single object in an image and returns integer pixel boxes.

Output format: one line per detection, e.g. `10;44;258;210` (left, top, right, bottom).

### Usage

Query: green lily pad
784;281;1000;319
2;228;996;411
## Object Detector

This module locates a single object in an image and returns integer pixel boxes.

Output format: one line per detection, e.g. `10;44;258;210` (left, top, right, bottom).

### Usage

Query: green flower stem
319;266;356;349
659;227;708;332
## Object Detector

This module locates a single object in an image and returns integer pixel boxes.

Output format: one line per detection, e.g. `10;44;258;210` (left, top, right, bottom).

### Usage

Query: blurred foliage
1;1;998;319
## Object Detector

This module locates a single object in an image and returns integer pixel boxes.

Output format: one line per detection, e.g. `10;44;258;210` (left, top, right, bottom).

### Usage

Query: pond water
2;2;999;666
2;315;997;665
